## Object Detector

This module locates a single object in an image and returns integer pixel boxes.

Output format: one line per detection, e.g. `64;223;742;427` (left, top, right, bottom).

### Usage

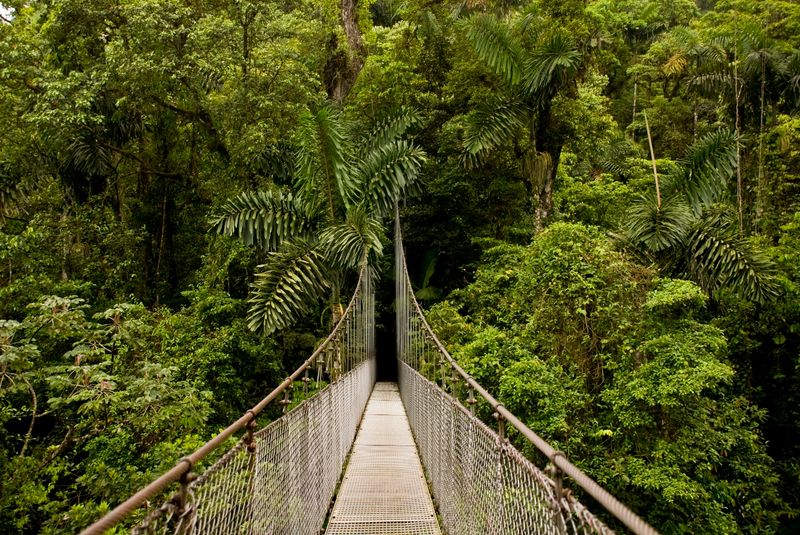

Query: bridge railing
394;210;658;535
81;265;375;535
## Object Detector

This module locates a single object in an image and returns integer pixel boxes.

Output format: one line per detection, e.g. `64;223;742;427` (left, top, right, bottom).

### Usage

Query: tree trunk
533;104;563;230
631;79;638;142
155;185;167;305
735;79;744;235
756;54;766;229
733;23;744;235
325;0;367;103
538;146;561;228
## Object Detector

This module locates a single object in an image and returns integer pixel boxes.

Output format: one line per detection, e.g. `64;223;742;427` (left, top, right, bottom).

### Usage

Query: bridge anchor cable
394;206;659;535
80;265;376;535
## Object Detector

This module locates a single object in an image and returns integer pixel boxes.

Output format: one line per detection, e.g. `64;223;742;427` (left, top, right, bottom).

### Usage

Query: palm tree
682;20;790;232
623;128;777;303
213;105;425;334
460;13;583;228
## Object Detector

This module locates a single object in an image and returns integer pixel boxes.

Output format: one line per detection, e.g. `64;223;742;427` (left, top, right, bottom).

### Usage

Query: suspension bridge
80;213;658;535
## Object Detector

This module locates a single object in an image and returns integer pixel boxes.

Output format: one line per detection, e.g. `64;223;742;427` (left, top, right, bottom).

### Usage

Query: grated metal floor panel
325;383;441;535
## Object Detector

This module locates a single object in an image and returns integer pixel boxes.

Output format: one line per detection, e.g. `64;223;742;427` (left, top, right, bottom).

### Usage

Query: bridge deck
325;382;441;535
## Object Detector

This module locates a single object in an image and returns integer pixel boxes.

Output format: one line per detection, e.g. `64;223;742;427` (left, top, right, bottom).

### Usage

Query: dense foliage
0;0;798;533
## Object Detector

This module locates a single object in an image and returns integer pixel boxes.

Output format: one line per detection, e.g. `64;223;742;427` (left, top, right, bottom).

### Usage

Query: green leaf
521;32;581;97
358;140;426;216
625;192;695;253
684;211;779;303
462;96;526;164
295;106;357;213
247;242;330;335
679;128;737;211
360;106;422;154
319;206;385;270
465;13;524;87
211;189;316;249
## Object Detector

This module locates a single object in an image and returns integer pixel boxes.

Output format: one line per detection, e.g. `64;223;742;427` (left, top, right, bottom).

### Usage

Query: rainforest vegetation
0;0;799;533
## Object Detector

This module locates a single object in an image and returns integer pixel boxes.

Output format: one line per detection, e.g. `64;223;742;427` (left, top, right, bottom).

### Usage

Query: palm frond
465;13;524;87
416;10;441;36
783;49;800;111
689;72;732;95
295;106;357;212
64;137;114;177
462;97;525;163
598;137;636;176
211;189;315;249
247;242;330;335
663;52;688;76
684;212;778;303
361;106;422;153
625;192;695;253
667;26;701;54
0;163;30;219
679;128;737;211
358;140;426;216
522;32;581;97
319;206;385;270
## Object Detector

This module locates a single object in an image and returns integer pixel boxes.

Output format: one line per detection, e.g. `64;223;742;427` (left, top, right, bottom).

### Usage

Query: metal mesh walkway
81;212;658;535
325;383;441;535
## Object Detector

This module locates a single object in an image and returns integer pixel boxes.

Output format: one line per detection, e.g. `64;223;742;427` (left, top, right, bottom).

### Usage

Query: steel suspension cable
81;264;376;535
394;207;659;535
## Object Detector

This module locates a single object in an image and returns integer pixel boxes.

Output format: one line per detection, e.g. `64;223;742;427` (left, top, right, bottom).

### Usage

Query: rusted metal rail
394;207;659;535
81;265;374;535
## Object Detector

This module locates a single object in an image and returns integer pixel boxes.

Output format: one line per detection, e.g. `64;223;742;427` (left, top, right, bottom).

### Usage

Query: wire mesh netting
85;215;657;535
127;269;376;535
394;212;616;535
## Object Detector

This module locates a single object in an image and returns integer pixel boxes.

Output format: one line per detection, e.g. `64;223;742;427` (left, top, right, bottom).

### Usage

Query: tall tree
459;7;585;228
624;128;777;302
213;106;425;333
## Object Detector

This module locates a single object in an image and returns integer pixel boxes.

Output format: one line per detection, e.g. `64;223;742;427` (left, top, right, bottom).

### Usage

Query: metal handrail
396;214;659;535
80;265;368;535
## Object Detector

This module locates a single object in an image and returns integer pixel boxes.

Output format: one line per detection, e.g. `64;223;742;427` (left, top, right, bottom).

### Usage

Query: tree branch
37;426;74;470
97;141;182;178
18;375;37;458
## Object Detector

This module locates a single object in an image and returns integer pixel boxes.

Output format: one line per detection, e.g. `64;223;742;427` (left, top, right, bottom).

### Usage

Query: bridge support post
280;379;293;414
546;450;570;531
171;458;197;531
493;410;506;442
302;367;310;396
466;384;476;416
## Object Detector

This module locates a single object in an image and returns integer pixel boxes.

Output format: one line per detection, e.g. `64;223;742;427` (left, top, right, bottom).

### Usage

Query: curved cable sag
81;265;376;535
394;207;659;535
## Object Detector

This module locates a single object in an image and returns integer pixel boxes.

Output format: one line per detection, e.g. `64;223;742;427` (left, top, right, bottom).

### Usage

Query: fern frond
211;189;315;249
247;242;330;335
